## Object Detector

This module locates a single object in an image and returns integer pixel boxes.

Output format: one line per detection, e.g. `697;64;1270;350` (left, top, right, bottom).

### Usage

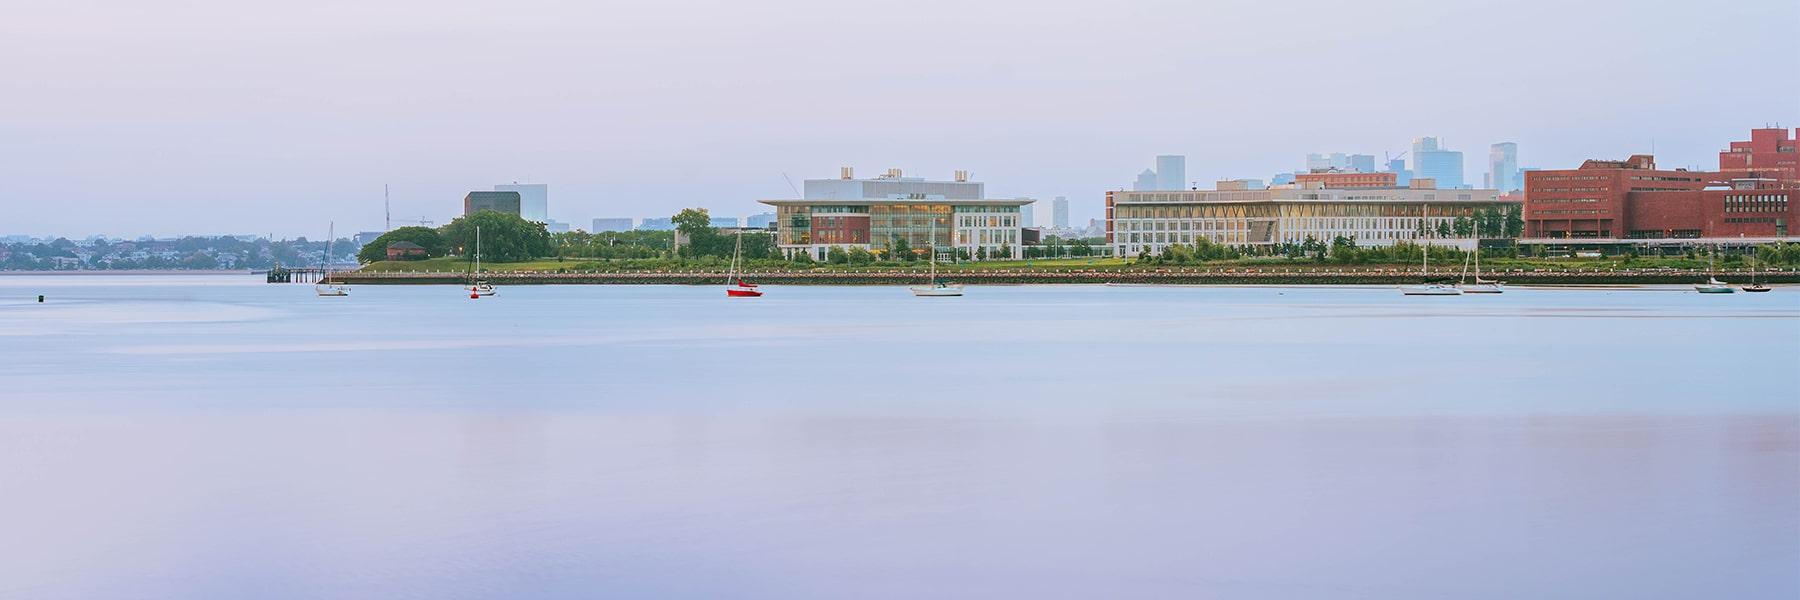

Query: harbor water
1;275;1796;599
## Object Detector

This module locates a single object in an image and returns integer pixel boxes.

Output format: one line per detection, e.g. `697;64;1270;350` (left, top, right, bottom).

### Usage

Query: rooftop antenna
384;184;391;231
781;172;802;197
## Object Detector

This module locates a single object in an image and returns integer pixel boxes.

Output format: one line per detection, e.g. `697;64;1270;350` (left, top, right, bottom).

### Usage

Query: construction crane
781;172;802;197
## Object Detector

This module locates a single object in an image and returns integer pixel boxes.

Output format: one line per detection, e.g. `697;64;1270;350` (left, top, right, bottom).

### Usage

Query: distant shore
331;268;1800;286
0;269;254;276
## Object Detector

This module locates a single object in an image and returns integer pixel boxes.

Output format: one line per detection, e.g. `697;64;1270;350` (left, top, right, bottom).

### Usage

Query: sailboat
1459;247;1504;294
726;230;762;297
315;221;350;297
910;220;963;297
1401;239;1462;296
1742;254;1771;292
1694;245;1733;294
468;225;495;297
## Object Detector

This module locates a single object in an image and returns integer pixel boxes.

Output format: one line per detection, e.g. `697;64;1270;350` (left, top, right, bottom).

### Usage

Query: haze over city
3;0;1796;238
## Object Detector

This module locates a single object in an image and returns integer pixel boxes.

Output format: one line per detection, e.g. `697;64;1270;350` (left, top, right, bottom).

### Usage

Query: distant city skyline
2;0;1794;237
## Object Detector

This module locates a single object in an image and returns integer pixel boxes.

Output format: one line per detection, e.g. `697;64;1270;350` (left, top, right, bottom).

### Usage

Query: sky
2;0;1796;238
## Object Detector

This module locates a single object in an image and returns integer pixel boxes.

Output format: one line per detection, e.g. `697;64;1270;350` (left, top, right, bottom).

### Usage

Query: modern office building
1305;153;1377;173
1052;196;1070;229
1522;131;1798;244
1488;142;1520;192
1387;158;1412;186
591;218;634;232
746;212;777;229
1021;203;1036;228
545;220;571;234
762;168;1033;260
709;216;740;228
639;217;676;231
1294;170;1397;189
1156;155;1187;190
1412;137;1465;189
463;191;521;216
1106;181;1511;256
494;183;548;223
1134;169;1158;191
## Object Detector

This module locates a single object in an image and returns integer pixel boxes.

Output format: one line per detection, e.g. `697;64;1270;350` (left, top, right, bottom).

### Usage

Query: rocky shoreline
333;268;1800;286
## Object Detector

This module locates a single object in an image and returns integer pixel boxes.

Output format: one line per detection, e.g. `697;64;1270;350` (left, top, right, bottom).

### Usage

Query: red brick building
1523;129;1798;241
1295;170;1396;189
1719;127;1798;181
385;241;428;261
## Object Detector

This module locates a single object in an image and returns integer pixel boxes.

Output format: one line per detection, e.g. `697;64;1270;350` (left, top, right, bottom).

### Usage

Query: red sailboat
725;230;762;298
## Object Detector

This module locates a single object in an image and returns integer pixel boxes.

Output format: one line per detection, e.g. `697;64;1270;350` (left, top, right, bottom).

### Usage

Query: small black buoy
38;295;45;303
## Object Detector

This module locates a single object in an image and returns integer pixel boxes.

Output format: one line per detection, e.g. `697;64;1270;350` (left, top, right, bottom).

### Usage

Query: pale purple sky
3;0;1796;238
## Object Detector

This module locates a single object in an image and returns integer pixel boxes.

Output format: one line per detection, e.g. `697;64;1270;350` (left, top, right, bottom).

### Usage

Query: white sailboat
1401;240;1462;296
1460;246;1504;294
910;220;963;297
314;221;350;297
468;225;495;297
1695;245;1733;293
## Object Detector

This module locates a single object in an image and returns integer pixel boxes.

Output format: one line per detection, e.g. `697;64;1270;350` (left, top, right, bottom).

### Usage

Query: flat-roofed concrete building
464;191;521;216
1107;183;1513;256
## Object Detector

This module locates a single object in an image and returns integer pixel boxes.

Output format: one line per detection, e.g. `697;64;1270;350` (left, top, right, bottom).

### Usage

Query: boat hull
1695;285;1735;294
910;286;964;297
1401;284;1462;296
1460;283;1504;294
727;287;762;297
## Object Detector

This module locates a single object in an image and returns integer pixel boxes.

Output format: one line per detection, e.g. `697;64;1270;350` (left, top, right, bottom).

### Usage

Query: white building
494;183;549;223
1107;183;1514;256
1052;196;1069;229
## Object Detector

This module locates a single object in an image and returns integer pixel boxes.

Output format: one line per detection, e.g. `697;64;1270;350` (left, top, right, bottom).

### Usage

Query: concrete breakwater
332;268;1800;286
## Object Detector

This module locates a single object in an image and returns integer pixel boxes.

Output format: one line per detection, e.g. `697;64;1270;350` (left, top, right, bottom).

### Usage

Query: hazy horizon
4;0;1796;238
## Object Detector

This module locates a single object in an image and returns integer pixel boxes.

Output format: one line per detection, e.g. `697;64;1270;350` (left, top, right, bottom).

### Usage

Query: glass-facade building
766;200;1029;260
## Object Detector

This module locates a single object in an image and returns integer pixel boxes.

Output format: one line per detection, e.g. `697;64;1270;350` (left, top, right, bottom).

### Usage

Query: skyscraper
1386;158;1412;186
1021;203;1035;228
1348;154;1376;173
1156;155;1186;190
1052;196;1069;229
494;183;548;222
1488;142;1519;192
1411;137;1465;189
1133;169;1158;191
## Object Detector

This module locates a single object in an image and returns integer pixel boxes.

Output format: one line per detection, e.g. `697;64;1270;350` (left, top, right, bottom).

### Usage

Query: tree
1453;216;1474;238
827;246;849;264
1503;208;1525;238
1435;221;1453;238
673;208;712;236
441;211;553;263
358;226;448;263
889;236;914;261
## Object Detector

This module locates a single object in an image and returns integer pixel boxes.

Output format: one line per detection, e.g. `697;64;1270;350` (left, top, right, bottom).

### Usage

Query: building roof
758;198;1034;207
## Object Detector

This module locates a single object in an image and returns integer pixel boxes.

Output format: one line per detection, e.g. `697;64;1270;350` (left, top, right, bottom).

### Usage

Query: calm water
1;275;1796;599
